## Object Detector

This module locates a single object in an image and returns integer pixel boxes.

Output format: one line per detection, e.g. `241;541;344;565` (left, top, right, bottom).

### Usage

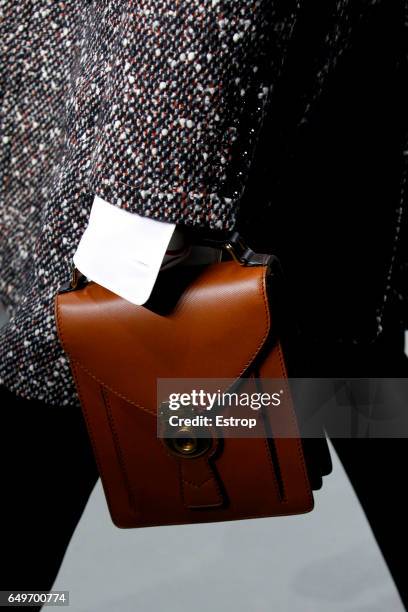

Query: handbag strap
62;232;278;294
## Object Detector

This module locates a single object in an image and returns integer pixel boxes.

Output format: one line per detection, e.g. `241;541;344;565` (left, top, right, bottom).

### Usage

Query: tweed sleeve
85;1;292;231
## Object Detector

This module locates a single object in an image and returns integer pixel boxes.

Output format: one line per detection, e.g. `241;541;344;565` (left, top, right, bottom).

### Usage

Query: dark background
238;0;407;344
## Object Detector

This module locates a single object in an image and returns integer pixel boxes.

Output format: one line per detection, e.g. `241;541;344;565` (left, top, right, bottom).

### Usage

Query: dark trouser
290;329;408;610
331;438;408;609
1;332;408;610
0;390;99;611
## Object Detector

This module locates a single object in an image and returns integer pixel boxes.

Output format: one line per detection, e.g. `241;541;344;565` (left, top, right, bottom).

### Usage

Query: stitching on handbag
70;367;104;489
73;360;157;416
252;272;283;503
202;448;223;505
54;287;155;415
255;379;282;503
235;271;284;504
56;297;142;521
238;268;271;377
56;300;113;514
189;458;224;506
70;363;123;524
181;475;216;489
180;452;224;508
175;432;224;507
180;467;224;509
263;434;286;502
276;341;314;507
101;387;141;517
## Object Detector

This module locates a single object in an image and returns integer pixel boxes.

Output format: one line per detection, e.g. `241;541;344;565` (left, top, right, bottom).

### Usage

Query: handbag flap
55;261;271;415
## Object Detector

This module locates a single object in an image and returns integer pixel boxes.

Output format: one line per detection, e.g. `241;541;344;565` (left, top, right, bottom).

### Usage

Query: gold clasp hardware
224;237;247;265
160;402;213;459
164;428;213;459
171;427;199;456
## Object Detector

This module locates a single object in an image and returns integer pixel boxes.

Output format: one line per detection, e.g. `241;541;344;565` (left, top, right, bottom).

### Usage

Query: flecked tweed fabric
0;0;407;406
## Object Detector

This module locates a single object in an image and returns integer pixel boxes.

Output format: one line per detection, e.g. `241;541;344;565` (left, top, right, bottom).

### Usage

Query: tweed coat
0;0;407;406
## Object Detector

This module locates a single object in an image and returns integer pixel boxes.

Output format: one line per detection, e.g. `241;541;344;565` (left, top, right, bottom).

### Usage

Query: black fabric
0;386;99;611
332;438;408;610
298;332;408;610
238;0;408;343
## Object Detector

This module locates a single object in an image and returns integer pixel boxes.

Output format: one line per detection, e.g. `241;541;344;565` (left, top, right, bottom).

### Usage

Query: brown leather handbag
55;234;313;528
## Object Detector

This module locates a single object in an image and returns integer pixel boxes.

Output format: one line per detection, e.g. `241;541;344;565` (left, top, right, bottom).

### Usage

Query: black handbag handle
183;229;277;267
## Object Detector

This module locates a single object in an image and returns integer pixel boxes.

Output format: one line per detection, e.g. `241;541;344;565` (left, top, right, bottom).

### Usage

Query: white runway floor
53;444;403;612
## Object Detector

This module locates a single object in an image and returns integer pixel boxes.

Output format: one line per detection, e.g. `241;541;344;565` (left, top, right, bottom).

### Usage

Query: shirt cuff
73;195;176;305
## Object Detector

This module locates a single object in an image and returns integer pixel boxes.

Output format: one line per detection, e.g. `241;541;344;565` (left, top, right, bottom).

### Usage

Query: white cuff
73;195;176;305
